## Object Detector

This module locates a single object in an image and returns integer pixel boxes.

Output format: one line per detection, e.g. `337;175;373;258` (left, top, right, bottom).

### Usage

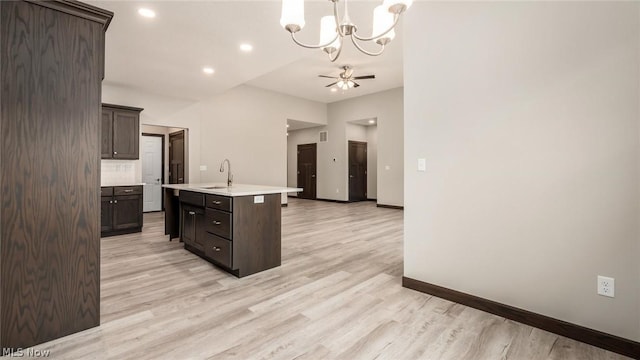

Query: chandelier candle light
280;0;412;62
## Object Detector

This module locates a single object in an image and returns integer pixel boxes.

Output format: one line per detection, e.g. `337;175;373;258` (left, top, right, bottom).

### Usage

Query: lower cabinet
101;186;143;237
179;191;281;277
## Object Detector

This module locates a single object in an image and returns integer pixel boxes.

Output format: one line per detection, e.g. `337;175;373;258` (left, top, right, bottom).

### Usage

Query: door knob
311;175;316;178
349;175;354;178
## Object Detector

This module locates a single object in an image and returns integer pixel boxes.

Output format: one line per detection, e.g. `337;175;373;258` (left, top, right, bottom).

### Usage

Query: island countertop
162;183;302;197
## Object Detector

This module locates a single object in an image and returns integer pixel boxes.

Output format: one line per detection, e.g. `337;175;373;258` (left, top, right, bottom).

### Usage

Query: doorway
348;140;367;202
169;130;185;184
297;143;317;199
142;134;164;212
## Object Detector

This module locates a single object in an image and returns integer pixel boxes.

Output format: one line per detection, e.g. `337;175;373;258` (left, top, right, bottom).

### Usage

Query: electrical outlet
336;188;339;193
597;276;615;298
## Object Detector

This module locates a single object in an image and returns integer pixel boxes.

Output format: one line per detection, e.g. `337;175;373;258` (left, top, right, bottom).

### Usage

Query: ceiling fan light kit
319;65;375;91
280;0;412;62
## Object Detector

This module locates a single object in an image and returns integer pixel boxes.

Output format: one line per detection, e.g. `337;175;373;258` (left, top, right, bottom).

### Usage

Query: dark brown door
348;141;367;202
297;143;317;199
112;110;139;159
169;130;185;184
101;109;113;159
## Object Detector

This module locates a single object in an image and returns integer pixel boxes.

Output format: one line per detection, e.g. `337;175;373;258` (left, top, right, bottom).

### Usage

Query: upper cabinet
101;104;143;159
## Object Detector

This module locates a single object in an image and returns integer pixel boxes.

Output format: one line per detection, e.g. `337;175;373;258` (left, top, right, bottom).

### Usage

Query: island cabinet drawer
203;233;232;269
114;185;142;196
180;191;205;207
205;194;232;212
101;187;113;197
205;208;232;240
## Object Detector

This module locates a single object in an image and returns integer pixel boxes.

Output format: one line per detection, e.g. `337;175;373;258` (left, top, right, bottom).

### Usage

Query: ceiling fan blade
318;75;337;79
325;82;338;87
353;75;375;80
353;82;360;88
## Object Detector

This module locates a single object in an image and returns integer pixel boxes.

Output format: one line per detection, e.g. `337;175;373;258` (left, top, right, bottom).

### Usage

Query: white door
142;135;163;212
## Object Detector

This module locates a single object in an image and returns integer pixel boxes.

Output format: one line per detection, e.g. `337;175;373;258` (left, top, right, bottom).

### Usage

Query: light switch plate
199;165;207;171
418;158;426;172
385;165;391;170
254;195;264;204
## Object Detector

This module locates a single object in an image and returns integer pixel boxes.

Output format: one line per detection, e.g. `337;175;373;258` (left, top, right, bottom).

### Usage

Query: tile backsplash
101;160;138;185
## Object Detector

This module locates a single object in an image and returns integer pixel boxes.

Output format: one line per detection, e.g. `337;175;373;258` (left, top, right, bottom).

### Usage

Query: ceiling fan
319;65;375;90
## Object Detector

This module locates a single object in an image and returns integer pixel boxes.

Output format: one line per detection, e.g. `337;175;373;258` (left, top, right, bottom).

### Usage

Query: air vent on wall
319;131;328;142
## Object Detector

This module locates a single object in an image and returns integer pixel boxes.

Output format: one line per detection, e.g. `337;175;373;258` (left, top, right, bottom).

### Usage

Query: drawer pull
212;246;221;252
188;211;196;215
212;220;222;225
212;200;222;205
123;189;134;193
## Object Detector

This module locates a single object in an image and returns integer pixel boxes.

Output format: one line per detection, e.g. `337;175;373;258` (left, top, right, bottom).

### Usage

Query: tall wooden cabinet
0;0;112;349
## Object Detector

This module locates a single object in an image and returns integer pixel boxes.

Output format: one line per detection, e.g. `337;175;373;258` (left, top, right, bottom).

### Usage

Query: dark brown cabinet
101;186;143;237
101;104;143;160
1;0;112;349
178;191;281;278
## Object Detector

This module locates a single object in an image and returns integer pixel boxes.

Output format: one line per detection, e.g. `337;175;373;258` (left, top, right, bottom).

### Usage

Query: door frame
169;130;186;184
142;132;165;211
348;140;368;202
297;143;317;200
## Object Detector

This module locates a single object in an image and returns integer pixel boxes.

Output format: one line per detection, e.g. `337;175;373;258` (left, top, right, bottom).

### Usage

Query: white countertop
101;182;146;187
162;183;302;197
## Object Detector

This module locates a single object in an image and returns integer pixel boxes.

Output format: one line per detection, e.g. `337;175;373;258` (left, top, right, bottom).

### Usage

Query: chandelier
280;0;413;62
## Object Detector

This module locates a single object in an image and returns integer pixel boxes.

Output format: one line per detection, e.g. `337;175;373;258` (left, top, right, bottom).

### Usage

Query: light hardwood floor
33;198;629;359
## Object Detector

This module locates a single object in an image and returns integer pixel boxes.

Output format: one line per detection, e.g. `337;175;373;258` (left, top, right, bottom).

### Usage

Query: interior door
142;134;163;212
169;130;185;184
297;143;317;199
348;141;367;202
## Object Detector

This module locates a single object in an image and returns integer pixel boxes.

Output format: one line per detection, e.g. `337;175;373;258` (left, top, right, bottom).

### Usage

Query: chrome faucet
220;158;233;187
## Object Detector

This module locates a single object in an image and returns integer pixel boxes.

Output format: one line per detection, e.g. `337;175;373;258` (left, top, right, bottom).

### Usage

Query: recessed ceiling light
240;43;253;52
138;8;156;18
330;88;338;92
202;67;215;75
368;119;376;124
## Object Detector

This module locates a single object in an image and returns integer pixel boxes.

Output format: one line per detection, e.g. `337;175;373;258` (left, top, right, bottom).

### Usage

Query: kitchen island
162;183;301;277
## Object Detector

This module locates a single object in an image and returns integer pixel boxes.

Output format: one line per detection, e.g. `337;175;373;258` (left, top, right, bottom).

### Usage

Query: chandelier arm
352;13;400;42
350;33;385;56
290;32;340;50
328;42;343;62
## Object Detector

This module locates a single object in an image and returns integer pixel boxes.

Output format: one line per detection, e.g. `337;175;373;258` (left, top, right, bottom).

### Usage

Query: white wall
326;88;403;205
103;84;326;204
404;1;640;341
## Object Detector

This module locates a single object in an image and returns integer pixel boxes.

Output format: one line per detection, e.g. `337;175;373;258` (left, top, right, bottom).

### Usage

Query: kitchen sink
201;186;227;189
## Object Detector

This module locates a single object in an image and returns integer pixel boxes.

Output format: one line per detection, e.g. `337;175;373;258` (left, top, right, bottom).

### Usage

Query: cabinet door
182;207;197;247
101;197;113;233
101;109;113;159
113;195;142;230
112;110;139;159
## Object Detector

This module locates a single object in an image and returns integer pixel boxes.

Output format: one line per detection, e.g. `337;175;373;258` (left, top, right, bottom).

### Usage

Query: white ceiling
89;0;404;104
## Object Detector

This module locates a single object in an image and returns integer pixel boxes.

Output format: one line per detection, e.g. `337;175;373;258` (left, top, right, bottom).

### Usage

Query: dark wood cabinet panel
0;0;112;349
101;104;142;160
178;191;281;277
113;195;143;230
101;186;143;237
101;109;113;158
101;197;114;232
112;110;139;159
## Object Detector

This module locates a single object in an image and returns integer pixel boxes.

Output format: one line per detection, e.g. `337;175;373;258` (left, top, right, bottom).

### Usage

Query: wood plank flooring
30;198;630;359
